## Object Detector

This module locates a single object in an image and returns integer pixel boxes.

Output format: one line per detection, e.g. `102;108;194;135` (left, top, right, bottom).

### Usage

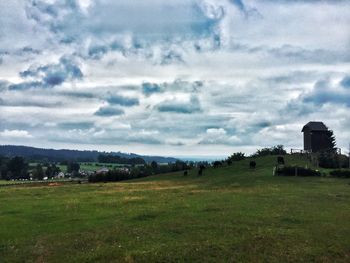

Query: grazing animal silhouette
249;161;256;169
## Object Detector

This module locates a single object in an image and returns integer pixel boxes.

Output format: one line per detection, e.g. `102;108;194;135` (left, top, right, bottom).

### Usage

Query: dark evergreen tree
325;129;336;151
7;156;28;180
32;164;44;180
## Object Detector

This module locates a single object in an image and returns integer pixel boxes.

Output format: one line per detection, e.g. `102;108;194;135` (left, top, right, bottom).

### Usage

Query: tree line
0;156;83;180
89;160;190;183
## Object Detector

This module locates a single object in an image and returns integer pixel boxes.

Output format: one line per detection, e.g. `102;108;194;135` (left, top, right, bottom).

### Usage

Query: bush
276;166;321;177
252;145;287;157
329;170;350;178
88;169;136;183
227;152;245;162
213;161;222;168
318;152;348;169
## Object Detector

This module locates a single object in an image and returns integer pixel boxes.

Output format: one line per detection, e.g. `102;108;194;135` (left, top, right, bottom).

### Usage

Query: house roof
302;121;328;132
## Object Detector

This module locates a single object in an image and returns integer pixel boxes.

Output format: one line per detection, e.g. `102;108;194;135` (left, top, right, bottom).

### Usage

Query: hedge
276;166;321;177
329;169;350;178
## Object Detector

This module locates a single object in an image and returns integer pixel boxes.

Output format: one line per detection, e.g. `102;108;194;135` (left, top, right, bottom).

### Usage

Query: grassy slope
1;155;350;262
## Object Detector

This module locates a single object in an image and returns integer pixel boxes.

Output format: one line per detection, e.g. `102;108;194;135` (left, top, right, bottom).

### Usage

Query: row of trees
0;156;29;180
222;145;287;166
0;155;83;180
89;160;190;183
251;145;287;157
31;163;61;180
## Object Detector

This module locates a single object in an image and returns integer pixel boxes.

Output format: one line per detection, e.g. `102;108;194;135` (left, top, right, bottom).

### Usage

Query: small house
301;121;330;153
96;167;109;174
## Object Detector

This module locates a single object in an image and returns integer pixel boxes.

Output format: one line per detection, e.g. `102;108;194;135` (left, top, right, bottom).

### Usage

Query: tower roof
302;121;328;132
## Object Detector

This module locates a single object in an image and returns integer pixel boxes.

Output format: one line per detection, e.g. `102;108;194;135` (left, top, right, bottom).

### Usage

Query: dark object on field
276;166;321;177
249;161;256;169
277;156;285;165
213;161;222;168
330;170;350;178
78;180;81;184
198;165;205;176
183;171;188;176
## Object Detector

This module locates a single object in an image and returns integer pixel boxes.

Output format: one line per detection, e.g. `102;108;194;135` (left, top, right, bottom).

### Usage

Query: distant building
117;167;130;174
95;167;109;174
57;172;65;179
302;121;331;153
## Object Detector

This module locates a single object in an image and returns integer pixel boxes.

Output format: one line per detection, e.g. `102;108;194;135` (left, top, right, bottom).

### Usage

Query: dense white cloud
0;0;349;156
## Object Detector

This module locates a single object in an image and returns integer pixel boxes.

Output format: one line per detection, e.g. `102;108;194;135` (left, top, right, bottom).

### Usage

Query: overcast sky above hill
0;0;349;156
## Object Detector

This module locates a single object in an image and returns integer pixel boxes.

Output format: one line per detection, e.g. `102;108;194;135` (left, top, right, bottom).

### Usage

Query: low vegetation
276;166;321;177
330;169;350;178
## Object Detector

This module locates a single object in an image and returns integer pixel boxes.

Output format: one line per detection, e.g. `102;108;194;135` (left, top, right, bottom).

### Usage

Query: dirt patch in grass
48;183;62;187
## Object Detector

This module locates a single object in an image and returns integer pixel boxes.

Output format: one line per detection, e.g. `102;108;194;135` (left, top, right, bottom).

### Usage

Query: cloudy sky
0;0;349;157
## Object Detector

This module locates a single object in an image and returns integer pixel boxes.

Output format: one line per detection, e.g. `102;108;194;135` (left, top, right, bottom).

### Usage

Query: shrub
213;161;222;168
318;152;348;169
276;166;321;177
227;152;245;162
329;170;350;178
252;145;287;157
88;170;135;183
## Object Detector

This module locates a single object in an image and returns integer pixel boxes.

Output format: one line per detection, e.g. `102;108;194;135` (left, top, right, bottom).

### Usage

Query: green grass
0;180;15;185
1;155;350;262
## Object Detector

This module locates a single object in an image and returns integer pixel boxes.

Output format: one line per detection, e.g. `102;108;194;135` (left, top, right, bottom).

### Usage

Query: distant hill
0;145;178;164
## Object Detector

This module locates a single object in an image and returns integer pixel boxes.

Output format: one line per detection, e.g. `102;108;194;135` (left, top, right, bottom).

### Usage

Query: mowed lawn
1;156;350;262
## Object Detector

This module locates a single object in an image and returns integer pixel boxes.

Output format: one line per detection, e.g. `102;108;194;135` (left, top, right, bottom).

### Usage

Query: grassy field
1;155;350;262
